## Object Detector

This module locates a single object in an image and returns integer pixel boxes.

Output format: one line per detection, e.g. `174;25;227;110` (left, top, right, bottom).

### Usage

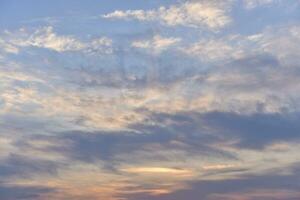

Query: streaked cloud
132;35;181;53
103;1;232;30
9;26;85;52
0;38;19;54
1;0;300;199
202;164;236;170
1;26;113;54
121;167;193;176
182;38;242;62
243;0;277;9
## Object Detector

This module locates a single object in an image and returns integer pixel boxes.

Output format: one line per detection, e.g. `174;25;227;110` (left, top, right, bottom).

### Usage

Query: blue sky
1;0;300;199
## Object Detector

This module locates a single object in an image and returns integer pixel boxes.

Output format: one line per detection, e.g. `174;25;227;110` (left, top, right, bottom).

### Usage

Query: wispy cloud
132;35;181;53
1;0;300;199
1;26;113;54
243;0;278;9
103;1;232;30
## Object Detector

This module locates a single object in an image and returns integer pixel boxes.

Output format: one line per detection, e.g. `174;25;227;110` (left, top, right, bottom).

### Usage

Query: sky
0;0;300;199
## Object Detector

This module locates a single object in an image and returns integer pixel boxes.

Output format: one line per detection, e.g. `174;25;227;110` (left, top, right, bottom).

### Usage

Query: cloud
103;1;232;30
1;26;113;54
181;24;300;65
120;167;193;176
198;111;300;149
86;37;113;54
0;1;300;200
255;25;300;65
0;69;44;83
243;0;278;9
0;38;19;54
137;111;300;150
201;164;236;170
12;26;85;52
0;184;54;200
1;110;300;199
210;189;300;200
0;138;15;160
0;154;58;179
182;38;242;62
132;35;181;53
2;24;299;135
133;165;300;200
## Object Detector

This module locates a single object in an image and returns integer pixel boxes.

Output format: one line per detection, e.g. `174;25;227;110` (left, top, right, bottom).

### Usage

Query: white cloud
253;25;300;65
132;35;181;53
103;1;232;30
2;26;113;54
86;37;113;54
15;26;85;52
182;38;244;62
0;137;15;160
184;39;233;61
182;24;300;65
0;38;19;54
243;0;277;9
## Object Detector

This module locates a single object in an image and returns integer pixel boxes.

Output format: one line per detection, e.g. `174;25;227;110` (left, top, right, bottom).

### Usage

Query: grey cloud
0;184;54;200
201;111;300;149
18;109;300;167
0;154;59;179
144;111;300;149
127;163;300;200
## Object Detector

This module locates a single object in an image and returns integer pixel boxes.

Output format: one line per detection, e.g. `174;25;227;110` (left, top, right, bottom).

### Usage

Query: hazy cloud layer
0;0;300;199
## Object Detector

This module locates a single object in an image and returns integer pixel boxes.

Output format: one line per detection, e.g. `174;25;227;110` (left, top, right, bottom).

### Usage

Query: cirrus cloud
132;35;181;53
103;1;232;30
